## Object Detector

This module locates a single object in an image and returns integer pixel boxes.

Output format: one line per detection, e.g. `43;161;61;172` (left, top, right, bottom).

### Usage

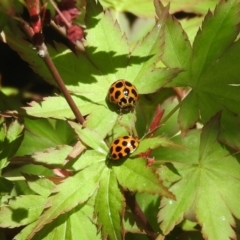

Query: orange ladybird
108;80;138;112
109;136;139;160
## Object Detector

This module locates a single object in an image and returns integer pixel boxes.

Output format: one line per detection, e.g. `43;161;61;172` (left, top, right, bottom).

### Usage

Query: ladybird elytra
108;79;138;111
109;135;139;160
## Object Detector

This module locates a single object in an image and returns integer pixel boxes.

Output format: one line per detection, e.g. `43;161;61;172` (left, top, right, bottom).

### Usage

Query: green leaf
27;163;104;239
219;111;240;150
16;119;75;156
156;117;240;239
0;120;24;169
84;106;118;139
68;150;106;171
85;1;129;82
30;145;73;167
0;177;14;194
69;122;108;154
174;0;240;132
178;91;199;131
0;195;46;228
15;204;100;240
23;96;98;119
126;17;165;87
134;68;180;94
99;0;155;17
95;168;124;240
132;137;181;157
192;0;240;84
24;175;56;197
154;1;192;87
113;158;174;199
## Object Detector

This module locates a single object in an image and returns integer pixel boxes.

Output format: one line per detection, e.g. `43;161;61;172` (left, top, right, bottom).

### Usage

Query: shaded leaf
156;116;240;240
192;0;240;83
16;119;75;156
0;177;14;194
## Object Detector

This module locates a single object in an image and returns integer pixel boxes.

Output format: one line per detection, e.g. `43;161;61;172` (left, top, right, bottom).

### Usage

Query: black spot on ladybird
118;153;123;158
124;148;131;154
115;82;124;88
131;89;138;97
115;91;121;99
109;87;114;94
116;146;122;152
125;81;132;87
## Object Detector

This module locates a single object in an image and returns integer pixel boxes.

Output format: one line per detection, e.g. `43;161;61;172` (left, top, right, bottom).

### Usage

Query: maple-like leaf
0;119;24;170
114;158;174;199
158;0;240;146
26;162;104;239
0;195;47;228
156;114;240;240
95;168;125;240
14;203;100;240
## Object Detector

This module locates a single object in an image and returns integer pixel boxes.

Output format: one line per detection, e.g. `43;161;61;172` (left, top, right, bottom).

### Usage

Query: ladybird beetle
108;80;138;112
109;136;139;160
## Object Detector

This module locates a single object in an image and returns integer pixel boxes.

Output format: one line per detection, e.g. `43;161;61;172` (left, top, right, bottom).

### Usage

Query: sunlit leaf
27;163;104;239
0;195;46;228
95;168;124;239
114;158;175;199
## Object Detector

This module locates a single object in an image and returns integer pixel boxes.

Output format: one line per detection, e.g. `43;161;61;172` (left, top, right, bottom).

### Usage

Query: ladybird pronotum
109;135;139;160
108;79;138;111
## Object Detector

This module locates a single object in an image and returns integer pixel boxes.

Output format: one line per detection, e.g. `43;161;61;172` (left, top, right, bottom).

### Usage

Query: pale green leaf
23;96;98;119
85;2;129;82
27;163;104;239
95;168;124;240
25;175;56;197
0;195;46;228
68;150;106;171
69;122;108;154
14;204;100;240
84;106;118;138
30;145;73;167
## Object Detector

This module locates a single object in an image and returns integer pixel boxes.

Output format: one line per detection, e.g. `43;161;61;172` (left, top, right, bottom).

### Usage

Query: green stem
161;101;181;125
5;176;26;181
